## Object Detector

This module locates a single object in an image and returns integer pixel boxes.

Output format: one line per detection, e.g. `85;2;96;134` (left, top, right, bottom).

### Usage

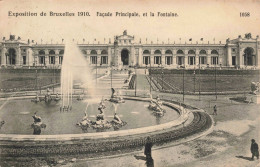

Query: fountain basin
0;97;213;157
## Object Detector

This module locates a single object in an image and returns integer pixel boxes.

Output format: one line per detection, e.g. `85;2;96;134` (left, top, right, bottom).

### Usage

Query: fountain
60;41;94;111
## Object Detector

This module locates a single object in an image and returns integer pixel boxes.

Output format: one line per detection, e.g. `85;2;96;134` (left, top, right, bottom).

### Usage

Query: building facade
0;31;259;69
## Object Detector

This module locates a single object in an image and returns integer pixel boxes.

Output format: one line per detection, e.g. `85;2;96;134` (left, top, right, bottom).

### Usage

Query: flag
200;38;203;41
189;38;192;41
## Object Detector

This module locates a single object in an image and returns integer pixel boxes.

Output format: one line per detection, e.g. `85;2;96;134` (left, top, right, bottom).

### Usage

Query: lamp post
181;66;185;102
199;61;201;101
161;64;164;90
96;57;98;85
149;54;152;94
215;63;217;100
193;68;196;93
111;63;113;88
135;66;137;97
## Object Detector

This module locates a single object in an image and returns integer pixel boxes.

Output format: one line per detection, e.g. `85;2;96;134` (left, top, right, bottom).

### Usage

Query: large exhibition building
0;31;259;69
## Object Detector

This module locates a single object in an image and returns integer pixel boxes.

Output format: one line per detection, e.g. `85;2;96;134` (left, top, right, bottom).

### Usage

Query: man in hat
144;137;153;161
251;139;259;160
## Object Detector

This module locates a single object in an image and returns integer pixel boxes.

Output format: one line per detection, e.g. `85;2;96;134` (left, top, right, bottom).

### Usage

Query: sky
0;0;260;44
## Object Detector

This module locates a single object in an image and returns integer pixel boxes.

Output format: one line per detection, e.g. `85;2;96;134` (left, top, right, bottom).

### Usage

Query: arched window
101;50;108;54
177;50;184;54
165;50;172;54
211;50;218;55
59;50;64;54
143;50;150;54
90;50;97;54
82;50;87;54
199;50;207;54
49;50;55;55
154;50;161;54
39;50;45;55
188;50;195;54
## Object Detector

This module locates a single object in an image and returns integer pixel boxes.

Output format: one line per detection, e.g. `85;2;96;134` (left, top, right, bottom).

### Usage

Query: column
1;47;6;66
184;56;188;67
161;48;165;66
227;45;232;66
172;55;176;66
207;55;211;66
17;47;21;66
108;47;112;66
130;46;135;66
138;47;143;67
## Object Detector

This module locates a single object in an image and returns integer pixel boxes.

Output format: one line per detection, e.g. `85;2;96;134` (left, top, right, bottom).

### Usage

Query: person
32;112;43;135
96;107;105;121
113;112;122;124
213;105;217;115
32;112;42;124
251;139;259;160
144;137;153;161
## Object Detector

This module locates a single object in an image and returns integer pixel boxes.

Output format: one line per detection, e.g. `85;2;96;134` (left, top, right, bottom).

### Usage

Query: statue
123;30;127;35
77;93;84;101
76;111;92;132
31;112;46;135
110;88;125;103
54;93;61;102
251;82;259;95
0;120;5;130
111;111;127;130
148;96;165;116
245;33;252;39
31;93;40;103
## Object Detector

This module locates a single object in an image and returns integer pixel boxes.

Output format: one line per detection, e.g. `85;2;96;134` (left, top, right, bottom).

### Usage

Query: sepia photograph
0;0;259;166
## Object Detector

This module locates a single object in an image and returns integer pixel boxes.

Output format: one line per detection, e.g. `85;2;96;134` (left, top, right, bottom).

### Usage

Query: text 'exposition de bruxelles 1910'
8;11;178;17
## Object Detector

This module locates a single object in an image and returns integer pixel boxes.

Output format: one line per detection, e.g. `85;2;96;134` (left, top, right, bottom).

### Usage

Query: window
23;56;26;65
188;56;195;65
82;50;87;54
188;50;195;54
39;56;45;64
39;50;45;55
49;50;55;55
154;56;161;64
154;50;161;54
232;56;236;65
165;50;172;54
199;57;206;64
177;56;184;65
199;50;207;55
101;50;108;54
166;56;172;65
211;50;218;55
91;56;97;64
101;56;108;64
211;56;219;65
143;56;150;65
177;50;184;54
143;50;150;54
90;50;97;54
49;56;55;64
59;56;63;64
59;50;64;55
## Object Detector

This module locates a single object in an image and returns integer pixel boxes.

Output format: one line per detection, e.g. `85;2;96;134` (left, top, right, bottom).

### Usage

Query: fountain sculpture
148;96;166;116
